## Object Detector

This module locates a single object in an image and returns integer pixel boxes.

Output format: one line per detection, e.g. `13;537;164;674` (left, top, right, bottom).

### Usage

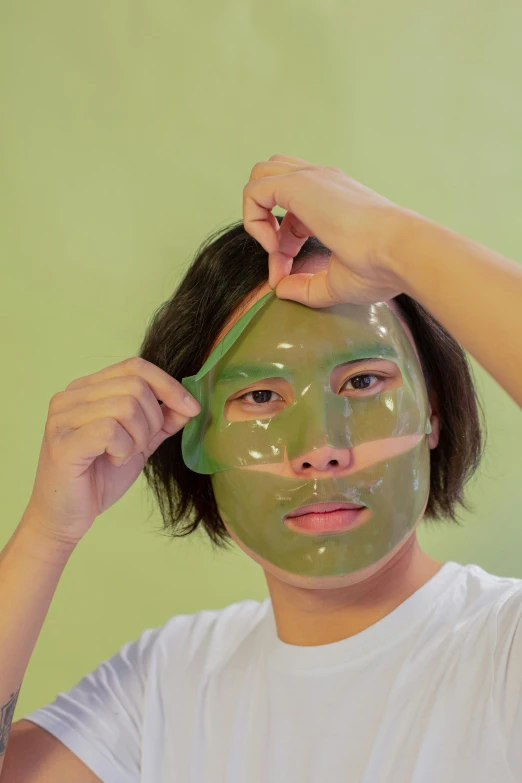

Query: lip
283;502;370;536
285;501;365;518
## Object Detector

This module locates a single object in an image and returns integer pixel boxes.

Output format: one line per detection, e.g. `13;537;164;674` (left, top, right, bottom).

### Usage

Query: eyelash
235;373;386;407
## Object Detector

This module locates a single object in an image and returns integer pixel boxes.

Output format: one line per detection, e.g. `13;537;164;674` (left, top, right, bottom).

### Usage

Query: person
1;153;521;782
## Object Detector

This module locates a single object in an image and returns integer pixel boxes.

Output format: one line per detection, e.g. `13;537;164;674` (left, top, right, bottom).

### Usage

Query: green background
2;1;521;719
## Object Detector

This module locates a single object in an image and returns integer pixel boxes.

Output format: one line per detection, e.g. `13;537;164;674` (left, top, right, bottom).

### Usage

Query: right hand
22;357;201;548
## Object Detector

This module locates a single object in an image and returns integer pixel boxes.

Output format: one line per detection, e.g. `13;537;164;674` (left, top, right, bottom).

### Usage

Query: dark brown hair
138;215;486;552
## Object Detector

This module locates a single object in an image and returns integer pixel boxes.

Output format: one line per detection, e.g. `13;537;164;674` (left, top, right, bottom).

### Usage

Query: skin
210;254;444;647
234;153;522;644
243;154;522;407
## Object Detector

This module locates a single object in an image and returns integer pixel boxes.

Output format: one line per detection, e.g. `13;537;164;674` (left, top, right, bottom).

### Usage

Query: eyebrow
215;341;399;385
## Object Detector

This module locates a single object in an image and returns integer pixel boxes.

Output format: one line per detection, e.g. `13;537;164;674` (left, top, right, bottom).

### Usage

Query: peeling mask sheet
181;291;432;579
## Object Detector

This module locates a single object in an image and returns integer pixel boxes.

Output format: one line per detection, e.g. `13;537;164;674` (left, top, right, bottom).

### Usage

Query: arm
0;513;97;781
243;156;522;406
388;210;522;407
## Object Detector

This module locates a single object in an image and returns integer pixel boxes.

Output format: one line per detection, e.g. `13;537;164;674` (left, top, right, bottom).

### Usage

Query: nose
289;443;353;476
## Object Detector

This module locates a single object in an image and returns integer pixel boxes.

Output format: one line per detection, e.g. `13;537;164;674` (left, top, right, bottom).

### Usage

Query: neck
264;533;443;646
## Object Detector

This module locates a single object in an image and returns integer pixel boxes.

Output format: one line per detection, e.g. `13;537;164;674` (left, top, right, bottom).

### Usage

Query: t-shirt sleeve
493;582;522;776
20;624;163;783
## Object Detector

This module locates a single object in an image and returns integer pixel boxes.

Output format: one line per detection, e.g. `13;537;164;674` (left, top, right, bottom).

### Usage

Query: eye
236;389;284;406
341;373;385;393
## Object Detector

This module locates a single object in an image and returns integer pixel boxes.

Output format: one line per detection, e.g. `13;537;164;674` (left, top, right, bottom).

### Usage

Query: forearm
0;513;76;774
389;210;522;407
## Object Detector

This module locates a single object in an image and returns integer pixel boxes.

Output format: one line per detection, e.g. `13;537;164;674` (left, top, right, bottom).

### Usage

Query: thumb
143;418;189;462
275;270;340;308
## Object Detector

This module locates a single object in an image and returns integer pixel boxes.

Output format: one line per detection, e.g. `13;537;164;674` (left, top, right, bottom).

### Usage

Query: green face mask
181;291;432;579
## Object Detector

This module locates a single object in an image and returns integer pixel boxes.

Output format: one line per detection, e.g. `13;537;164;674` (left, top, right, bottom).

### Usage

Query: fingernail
184;394;201;415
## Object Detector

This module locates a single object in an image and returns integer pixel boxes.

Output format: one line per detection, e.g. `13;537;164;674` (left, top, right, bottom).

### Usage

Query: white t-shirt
22;560;522;783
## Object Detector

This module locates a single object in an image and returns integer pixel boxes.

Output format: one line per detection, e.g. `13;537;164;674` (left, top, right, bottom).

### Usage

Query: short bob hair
138;215;486;552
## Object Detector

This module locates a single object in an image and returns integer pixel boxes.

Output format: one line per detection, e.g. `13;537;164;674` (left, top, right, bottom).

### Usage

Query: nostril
302;460;340;469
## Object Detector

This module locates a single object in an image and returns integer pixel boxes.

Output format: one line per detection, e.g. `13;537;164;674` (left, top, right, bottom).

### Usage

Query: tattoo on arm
0;686;21;755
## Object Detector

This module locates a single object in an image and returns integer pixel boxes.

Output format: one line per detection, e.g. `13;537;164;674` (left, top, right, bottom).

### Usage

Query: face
181;265;440;590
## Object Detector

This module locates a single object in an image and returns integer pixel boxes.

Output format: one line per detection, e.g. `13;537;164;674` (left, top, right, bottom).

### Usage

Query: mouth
283;502;369;536
285;501;364;518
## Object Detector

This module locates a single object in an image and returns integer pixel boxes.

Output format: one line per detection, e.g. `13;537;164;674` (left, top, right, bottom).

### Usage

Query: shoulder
152;597;270;666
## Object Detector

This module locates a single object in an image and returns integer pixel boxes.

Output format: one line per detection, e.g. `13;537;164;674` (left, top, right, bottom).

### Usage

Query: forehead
210;258;419;363
210;304;421;382
217;295;406;372
207;295;426;395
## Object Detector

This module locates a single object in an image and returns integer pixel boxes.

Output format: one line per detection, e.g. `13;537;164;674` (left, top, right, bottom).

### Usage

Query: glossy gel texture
181;292;432;579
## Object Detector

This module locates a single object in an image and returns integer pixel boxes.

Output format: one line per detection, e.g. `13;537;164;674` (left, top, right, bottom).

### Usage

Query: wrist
16;511;78;566
378;206;429;297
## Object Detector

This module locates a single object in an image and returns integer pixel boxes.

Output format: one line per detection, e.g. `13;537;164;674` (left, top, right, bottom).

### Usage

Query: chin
221;518;419;591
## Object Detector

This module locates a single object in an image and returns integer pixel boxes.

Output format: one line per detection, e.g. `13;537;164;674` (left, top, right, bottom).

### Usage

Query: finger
55;395;190;468
248;160;301;183
58;417;136;465
250;168;306;289
268;153;315;166
64;357;200;418
55;375;166;444
248;165;319;288
276;211;313;258
268;211;316;288
266;209;282;238
243;174;293;254
275;270;340;308
141;411;191;461
266;211;292;289
56;396;153;461
243;168;313;257
268;251;295;290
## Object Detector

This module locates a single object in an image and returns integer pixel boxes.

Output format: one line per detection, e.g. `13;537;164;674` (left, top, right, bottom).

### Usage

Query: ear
427;399;440;450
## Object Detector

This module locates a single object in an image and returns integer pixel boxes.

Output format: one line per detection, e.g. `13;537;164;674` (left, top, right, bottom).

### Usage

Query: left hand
243;153;415;307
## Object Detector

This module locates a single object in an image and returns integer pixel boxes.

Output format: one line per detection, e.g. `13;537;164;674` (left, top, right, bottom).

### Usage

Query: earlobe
428;410;440;449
